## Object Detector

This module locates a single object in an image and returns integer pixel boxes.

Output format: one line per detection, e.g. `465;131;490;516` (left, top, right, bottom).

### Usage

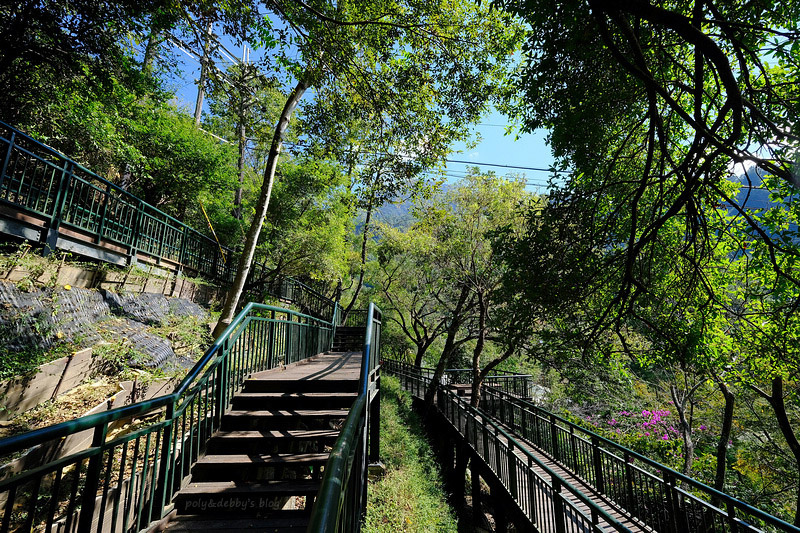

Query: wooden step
221;409;349;430
174;480;320;515
231;392;357;410
191;453;329;482
206;429;340;454
165;514;310;531
242;378;358;393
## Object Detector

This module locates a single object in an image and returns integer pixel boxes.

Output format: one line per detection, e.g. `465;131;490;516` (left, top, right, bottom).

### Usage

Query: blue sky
446;110;555;193
167;39;556;193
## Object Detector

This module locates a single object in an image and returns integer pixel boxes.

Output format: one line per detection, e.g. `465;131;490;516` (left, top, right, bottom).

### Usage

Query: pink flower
644;432;650;436
662;435;669;440
699;425;707;431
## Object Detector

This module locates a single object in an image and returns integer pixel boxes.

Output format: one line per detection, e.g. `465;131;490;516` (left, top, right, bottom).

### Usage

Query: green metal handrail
308;303;382;533
0;302;333;532
0;122;336;321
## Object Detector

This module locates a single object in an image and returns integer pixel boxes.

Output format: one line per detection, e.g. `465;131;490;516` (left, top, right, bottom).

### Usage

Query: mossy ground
363;375;458;533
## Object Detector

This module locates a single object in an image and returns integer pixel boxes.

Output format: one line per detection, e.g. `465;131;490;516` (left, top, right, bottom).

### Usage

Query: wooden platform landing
250;351;363;383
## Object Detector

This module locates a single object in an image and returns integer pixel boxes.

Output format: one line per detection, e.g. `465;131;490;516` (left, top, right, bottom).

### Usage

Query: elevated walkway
163;352;362;532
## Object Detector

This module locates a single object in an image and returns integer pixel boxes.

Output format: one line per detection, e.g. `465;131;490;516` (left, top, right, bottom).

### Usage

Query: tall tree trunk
764;377;800;527
671;384;696;475
213;77;309;337
470;292;487;407
142;31;163;74
234;87;247;220
714;379;734;493
342;191;375;319
423;284;470;411
194;20;213;126
414;343;426;367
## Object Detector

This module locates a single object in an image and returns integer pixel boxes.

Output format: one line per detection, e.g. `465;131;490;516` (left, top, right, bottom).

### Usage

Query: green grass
363;375;458;533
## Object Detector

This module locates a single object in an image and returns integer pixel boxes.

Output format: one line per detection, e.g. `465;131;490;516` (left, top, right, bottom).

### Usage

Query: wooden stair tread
235;392;357;399
212;429;340;440
181;480;320;495
225;409;349;417
166;515;309;531
197;453;329;465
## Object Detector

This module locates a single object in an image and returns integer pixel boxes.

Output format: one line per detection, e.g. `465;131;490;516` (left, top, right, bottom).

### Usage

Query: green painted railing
0;122;337;321
480;386;800;533
384;361;634;532
0;303;333;533
308;303;382;533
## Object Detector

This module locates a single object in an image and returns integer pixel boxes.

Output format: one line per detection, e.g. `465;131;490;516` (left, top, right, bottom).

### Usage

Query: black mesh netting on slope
0;282;209;370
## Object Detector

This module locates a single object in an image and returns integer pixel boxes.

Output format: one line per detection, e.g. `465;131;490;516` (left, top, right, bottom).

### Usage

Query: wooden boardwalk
508;436;649;532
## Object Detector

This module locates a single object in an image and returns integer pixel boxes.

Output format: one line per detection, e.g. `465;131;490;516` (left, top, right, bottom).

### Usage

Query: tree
374;172;534;407
493;0;800;321
213;0;522;336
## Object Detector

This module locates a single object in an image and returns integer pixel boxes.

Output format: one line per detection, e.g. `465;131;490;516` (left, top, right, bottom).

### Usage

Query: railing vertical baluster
624;452;636;513
727;500;739;533
155;403;175;520
550;413;560;461
508;438;518;501
96;182;111;243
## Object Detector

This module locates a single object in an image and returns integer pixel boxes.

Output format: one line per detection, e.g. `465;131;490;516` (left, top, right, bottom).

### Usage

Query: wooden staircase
331;326;366;352
165;368;359;532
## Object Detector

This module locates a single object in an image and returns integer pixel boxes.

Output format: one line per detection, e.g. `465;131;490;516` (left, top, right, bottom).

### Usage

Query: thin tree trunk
194;20;213;126
234;81;247;220
714;379;734;493
423;285;470;411
414;344;426;367
213;77;309;337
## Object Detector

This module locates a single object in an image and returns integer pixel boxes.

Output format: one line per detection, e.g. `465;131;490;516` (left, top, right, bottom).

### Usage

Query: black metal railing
338;309;369;328
309;303;382;533
260;276;337;322
384;362;634;532
480;387;800;533
382;359;533;399
0;303;333;533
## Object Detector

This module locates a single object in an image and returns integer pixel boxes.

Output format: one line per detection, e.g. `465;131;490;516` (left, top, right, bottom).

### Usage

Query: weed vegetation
363;375;457;533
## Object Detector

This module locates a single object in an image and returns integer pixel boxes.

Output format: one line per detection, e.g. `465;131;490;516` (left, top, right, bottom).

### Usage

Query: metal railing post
591;436;605;493
96;182;111;243
508;438;518;501
0;131;16;191
77;423;109;531
369;374;381;463
550;413;560;461
155;403;176;519
551;474;567;533
42;160;73;255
